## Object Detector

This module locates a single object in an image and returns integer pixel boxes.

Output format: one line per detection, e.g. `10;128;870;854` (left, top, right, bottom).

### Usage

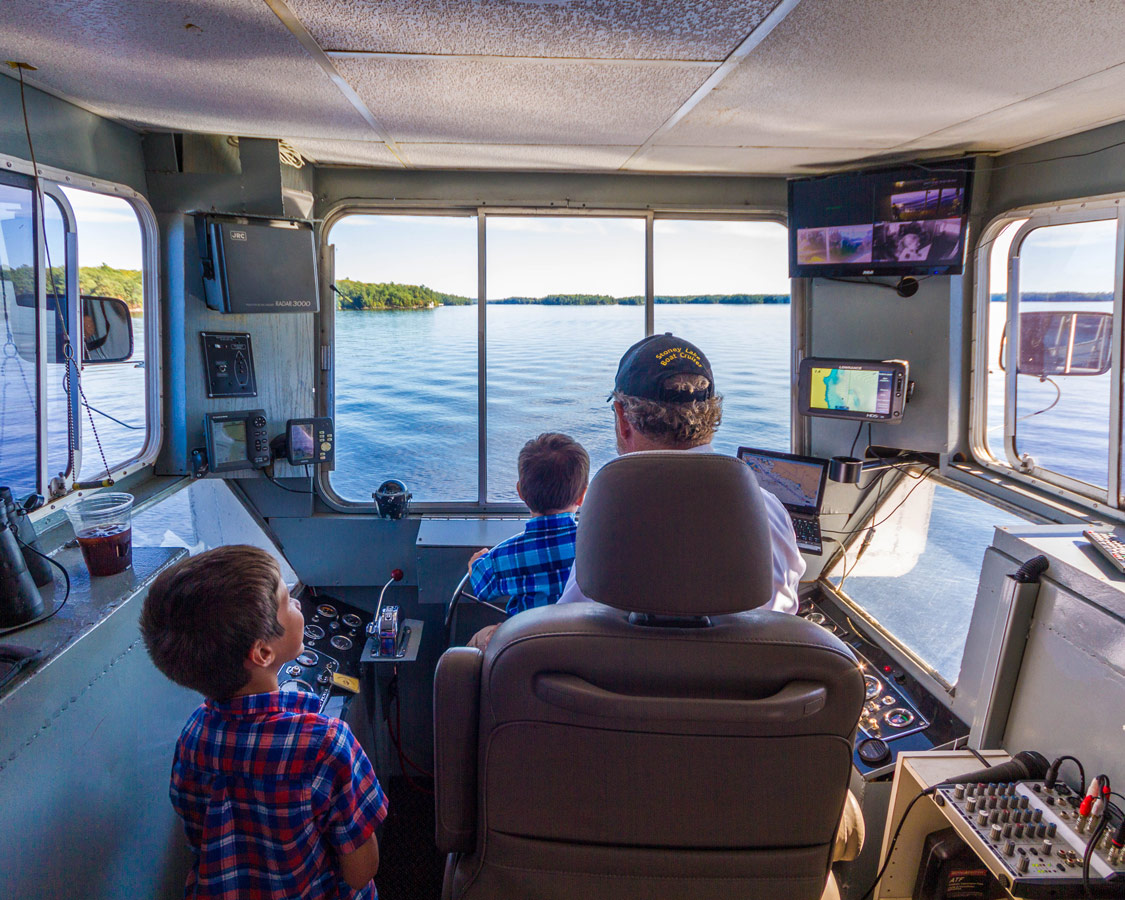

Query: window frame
969;196;1125;511
316;203;789;514
0;151;162;507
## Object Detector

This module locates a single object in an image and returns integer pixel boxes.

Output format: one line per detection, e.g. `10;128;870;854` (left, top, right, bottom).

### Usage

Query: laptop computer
736;446;829;555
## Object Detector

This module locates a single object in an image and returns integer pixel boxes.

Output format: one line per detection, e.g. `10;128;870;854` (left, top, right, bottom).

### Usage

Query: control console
798;594;968;775
933;780;1124;897
279;593;370;713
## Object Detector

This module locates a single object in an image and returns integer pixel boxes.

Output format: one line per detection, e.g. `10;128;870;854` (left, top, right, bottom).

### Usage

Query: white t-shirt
556;444;805;613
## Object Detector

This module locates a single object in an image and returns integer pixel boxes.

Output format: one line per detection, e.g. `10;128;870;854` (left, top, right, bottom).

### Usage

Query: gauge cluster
799;595;969;776
278;594;371;713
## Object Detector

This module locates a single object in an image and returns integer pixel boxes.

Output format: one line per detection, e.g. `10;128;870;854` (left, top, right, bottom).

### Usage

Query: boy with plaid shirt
467;433;589;629
140;545;387;900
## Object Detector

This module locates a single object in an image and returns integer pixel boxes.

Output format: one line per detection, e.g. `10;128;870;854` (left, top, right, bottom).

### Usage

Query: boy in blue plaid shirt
466;433;588;647
140;545;388;900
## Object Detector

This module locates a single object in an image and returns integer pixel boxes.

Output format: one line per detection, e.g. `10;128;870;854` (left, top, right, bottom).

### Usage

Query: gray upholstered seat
434;451;864;900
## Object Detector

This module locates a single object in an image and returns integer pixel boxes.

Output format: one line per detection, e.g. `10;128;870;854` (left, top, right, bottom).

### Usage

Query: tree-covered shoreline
334;279;790;309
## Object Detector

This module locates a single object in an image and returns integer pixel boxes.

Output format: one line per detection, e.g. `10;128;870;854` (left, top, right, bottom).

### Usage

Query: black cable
1083;775;1110;900
860;789;936;900
0;538;71;636
848;420;865;458
263;470;315;495
822;465;937;539
966;746;990;768
1051;755;1087;796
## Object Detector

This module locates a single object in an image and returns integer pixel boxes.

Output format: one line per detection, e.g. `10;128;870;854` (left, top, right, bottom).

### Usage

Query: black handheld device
797;357;910;423
280;417;334;466
203;410;270;472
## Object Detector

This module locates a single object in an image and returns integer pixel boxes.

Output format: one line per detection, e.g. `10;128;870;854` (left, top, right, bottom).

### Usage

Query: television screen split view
788;162;972;278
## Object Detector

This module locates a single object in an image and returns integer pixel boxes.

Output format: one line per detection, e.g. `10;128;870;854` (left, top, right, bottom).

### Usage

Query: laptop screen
736;447;828;515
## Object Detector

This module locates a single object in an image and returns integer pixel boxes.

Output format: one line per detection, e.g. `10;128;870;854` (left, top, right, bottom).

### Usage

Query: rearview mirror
82;296;134;364
999;310;1112;376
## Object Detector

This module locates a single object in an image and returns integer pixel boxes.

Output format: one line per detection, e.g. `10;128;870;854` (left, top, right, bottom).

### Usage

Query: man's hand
467;548;489;573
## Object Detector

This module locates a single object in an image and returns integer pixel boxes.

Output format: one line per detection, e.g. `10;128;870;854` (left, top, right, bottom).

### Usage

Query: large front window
326;211;791;506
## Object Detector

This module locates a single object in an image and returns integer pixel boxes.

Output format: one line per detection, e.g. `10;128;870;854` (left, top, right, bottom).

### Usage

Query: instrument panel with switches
933;780;1125;897
278;594;371;713
798;594;969;776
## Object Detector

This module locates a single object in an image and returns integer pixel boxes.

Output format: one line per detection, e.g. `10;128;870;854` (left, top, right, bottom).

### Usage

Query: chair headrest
575;451;774;616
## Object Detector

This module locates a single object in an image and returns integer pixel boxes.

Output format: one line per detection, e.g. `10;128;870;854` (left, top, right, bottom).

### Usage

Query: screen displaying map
740;454;825;511
809;366;892;415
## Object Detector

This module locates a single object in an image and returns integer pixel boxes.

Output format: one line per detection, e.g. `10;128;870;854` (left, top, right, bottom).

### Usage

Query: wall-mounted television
788;161;973;278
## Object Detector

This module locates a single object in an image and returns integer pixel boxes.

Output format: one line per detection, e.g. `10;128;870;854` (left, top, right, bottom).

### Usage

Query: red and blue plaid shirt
169;689;388;900
469;512;578;614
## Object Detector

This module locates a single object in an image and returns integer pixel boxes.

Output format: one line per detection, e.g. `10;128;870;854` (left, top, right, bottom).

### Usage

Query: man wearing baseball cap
556;332;804;612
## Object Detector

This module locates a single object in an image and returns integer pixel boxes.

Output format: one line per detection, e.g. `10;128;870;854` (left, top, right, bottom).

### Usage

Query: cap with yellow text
612;333;715;403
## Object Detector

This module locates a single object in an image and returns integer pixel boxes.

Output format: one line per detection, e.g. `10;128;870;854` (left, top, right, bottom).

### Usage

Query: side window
978;210;1119;501
0;177;38;496
653;219;791;452
59;186;150;480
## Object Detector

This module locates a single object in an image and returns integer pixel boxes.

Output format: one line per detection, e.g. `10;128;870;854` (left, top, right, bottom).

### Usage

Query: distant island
334;279;790;310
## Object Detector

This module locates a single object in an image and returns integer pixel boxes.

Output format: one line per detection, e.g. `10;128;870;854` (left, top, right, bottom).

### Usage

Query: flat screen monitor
288;421;315;463
797;357;909;423
788;162;973;278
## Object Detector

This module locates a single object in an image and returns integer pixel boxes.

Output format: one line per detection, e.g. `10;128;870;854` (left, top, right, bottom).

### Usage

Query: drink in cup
66;492;134;576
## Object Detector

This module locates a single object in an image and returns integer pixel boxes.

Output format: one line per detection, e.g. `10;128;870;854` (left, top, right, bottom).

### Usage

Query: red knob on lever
391;568;404;582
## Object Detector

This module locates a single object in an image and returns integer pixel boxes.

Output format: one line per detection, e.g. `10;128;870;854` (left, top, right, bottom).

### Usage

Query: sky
328;214;792;297
59;186;143;269
48;191;1116;297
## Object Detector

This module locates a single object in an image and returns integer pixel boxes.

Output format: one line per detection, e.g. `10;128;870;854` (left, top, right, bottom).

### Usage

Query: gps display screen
808;366;894;415
211;419;247;466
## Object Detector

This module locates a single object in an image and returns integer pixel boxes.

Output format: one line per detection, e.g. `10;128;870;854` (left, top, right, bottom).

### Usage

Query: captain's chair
433;451;864;900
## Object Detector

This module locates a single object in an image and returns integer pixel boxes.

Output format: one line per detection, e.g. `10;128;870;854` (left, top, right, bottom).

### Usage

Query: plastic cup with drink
66;492;134;577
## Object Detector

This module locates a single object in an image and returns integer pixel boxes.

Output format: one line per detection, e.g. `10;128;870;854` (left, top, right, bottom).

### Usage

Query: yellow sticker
331;672;360;693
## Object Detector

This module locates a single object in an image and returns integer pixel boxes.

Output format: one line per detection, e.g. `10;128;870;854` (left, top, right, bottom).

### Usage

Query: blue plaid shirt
469;513;578;614
169;690;388;900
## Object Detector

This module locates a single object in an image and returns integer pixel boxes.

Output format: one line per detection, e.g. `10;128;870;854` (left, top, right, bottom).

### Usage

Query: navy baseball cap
611;333;715;403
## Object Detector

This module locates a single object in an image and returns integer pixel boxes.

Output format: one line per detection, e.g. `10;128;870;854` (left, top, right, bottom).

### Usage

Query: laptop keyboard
792;516;822;552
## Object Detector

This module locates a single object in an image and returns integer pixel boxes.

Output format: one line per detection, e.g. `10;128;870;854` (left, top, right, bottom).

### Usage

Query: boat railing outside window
972;201;1123;509
0;161;158;504
321;209;790;511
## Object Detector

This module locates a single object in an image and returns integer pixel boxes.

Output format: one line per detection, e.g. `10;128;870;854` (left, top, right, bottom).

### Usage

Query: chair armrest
433;647;483;853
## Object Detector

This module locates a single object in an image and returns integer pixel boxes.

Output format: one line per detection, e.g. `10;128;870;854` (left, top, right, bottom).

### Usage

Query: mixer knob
1001;810;1011;824
1041;840;1053;856
1036;823;1047;838
1003;840;1015;857
954;785;965;800
1015;824;1025;838
1002;824;1012;838
1017;855;1029;874
966;798;978;813
1019;796;1029;810
1032;809;1042;823
1047;823;1057;837
977;811;989;827
990;824;1003;842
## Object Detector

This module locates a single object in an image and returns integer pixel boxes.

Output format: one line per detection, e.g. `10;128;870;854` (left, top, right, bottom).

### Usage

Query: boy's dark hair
140;545;284;700
518;432;589;514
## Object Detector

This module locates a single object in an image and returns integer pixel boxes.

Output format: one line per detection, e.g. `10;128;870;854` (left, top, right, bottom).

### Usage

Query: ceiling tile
401;143;634;170
336;57;714;144
289;0;784;61
661;0;1125;152
0;0;374;140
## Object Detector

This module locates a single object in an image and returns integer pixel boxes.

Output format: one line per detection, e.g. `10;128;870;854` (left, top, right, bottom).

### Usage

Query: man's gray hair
613;374;722;447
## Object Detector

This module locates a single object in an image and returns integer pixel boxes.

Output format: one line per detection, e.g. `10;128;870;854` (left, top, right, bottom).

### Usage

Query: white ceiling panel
336;57;714;144
285;138;403;166
400;143;634;170
897;63;1125;155
660;0;1125;154
0;0;374;140
629;145;881;176
288;0;784;61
